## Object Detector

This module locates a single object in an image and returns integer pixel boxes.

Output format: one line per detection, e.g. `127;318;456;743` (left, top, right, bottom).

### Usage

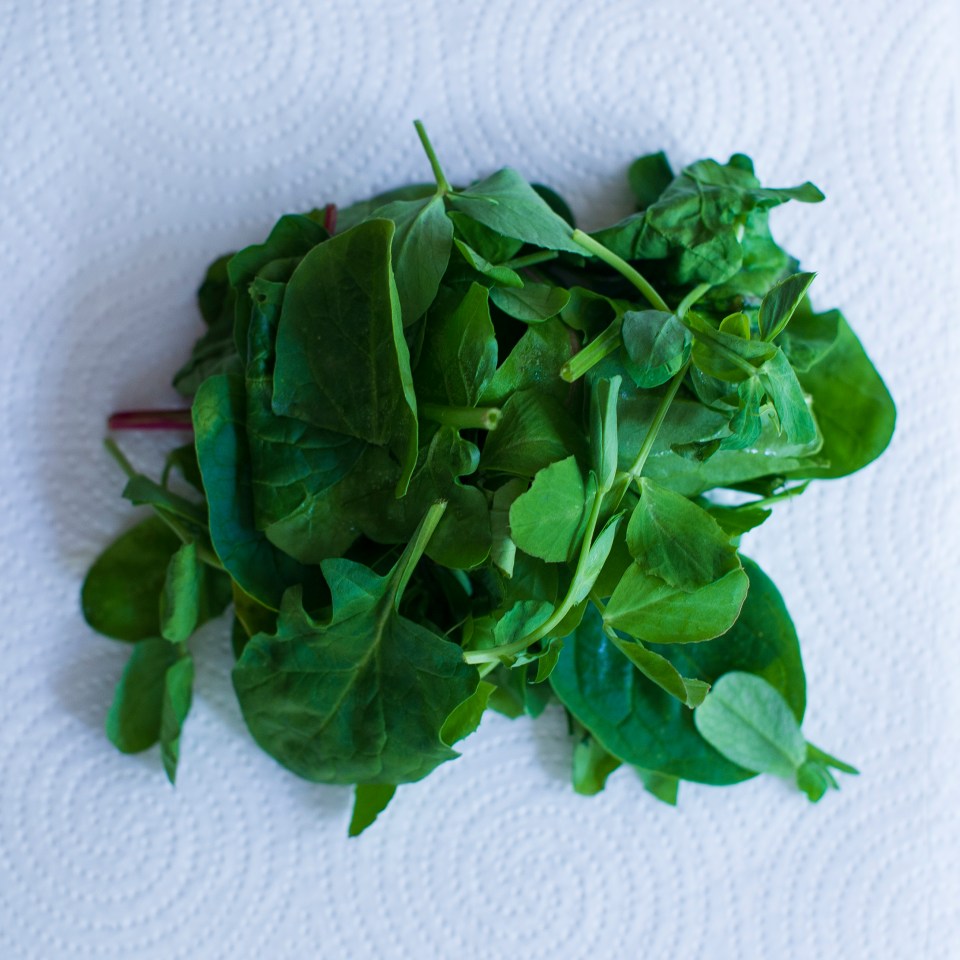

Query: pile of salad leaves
82;122;894;835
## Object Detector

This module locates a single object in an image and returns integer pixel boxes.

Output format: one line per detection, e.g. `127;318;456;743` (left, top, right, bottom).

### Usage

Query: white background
1;1;958;957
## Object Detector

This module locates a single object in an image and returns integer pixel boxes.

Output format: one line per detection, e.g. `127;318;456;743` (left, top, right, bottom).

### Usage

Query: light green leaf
490;283;570;323
759;271;816;341
159;542;201;644
374;195;453;325
694;671;807;778
449;168;582;254
509;456;588;563
627;478;741;588
621;311;691;388
604;564;748;643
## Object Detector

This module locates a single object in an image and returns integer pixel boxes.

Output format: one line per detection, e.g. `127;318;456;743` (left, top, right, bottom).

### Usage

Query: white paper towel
1;1;958;957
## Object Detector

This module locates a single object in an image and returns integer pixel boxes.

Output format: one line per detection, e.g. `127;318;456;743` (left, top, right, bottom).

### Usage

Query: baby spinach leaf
787;315;895;479
453;239;524;288
272;219;418;493
414;282;497;407
758;271;816;341
349;784;397;837
775;299;840;372
447;210;525;264
479;389;588;478
720;378;764;451
232;503;480;784
337;183;434;233
694;671;807;779
509;456;589;563
228;213;329;355
627;151;674;209
193;373;316;610
480;319;575;405
449;168;583;254
490;283;570;323
374;194;453;325
244;276;364;533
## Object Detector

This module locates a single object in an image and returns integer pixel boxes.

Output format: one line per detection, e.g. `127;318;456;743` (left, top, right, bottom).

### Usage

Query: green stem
389;499;448;607
571;229;670;312
560;316;623;383
504;250;559;270
608;358;691;510
676;282;712;318
463;485;605;666
420;402;501;431
103;437;137;480
414;120;451;195
626;358;690;479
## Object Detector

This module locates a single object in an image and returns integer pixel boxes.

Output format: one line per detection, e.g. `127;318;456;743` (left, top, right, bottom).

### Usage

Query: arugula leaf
233;502;479;784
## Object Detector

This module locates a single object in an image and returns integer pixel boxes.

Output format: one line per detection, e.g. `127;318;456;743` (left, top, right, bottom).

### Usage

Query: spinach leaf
193;373;317;610
232;503;479;784
490;283;570;323
449;168;583;254
414;282;497;407
479;389;588;477
374;195;453;325
272;219;418;493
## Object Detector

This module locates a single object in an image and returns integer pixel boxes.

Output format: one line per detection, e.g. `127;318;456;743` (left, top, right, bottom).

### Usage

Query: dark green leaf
449;168;582;254
349;784;397;837
193;373;316;610
453;239;524;288
272;219;418;492
480;319;576;405
490;283;570;323
479;389;588;478
627;152;674;209
759;272;816;340
414;282;497;407
82;518;183;642
374;195;453;325
233;505;479;784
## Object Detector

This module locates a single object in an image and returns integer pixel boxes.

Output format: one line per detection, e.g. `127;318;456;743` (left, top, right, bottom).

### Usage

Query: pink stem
323;203;338;235
108;409;194;431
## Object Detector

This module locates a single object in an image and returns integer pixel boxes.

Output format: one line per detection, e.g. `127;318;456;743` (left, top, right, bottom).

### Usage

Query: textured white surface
1;1;958;957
